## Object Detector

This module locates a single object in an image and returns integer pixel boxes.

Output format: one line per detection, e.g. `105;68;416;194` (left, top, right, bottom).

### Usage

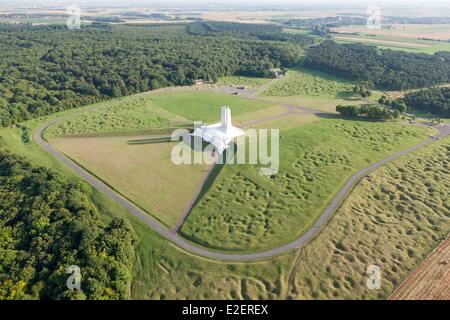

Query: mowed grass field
149;90;273;123
47;90;275;138
44;90;278;227
332;24;450;41
180;119;429;252
51;135;214;227
262;96;364;113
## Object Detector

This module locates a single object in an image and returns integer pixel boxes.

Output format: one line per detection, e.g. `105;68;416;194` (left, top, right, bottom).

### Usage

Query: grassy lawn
0;87;447;300
261;96;365;113
45;94;190;139
0;98;297;300
131;136;450;300
287;137;450;299
253;112;320;131
129;205;295;299
150;91;274;122
262;66;354;98
180;118;429;252
52;135;214;228
47;90;276;138
217;75;272;88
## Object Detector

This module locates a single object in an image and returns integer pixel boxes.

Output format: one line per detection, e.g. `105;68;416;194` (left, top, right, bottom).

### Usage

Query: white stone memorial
191;106;245;153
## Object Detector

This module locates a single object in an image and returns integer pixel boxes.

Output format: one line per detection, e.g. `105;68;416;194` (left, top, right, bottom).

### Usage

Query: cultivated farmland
389;235;450;300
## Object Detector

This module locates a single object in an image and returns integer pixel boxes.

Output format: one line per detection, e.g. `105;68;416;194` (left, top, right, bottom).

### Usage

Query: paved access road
35;110;450;261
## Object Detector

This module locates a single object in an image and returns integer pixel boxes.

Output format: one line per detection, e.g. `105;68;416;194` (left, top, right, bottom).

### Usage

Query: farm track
34;91;450;261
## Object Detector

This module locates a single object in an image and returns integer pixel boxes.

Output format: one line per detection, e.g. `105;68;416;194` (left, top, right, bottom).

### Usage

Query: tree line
0;23;305;127
0;146;136;299
336;104;401;120
304;40;450;90
403;87;450;117
187;21;314;47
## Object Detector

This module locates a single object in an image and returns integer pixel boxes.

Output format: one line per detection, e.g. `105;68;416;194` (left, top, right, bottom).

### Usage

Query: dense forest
0;23;304;127
304;40;450;90
0;147;136;299
187;21;314;46
403;87;450;117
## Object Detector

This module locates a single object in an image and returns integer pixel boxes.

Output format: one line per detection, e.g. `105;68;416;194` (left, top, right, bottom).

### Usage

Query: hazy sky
2;0;450;7
1;0;450;13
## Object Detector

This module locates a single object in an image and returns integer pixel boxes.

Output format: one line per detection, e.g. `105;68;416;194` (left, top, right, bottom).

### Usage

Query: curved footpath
35;114;450;261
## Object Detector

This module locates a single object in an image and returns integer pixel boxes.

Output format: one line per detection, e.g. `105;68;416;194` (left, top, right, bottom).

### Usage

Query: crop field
332;24;450;41
389;235;450;300
263;67;354;98
286;137;450;299
46;90;275;138
331;28;450;53
180;119;428;252
232;105;292;126
52;135;214;227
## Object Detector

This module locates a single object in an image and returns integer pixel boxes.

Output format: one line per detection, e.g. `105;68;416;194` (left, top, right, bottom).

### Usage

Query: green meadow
180;118;428;252
287;137;450;299
0;86;446;300
150;91;273;122
263;66;354;98
217;75;272;87
46;90;275;138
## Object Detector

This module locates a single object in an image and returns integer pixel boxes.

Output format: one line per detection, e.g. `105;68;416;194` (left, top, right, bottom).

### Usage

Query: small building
193;79;205;85
191;106;245;153
269;68;286;78
308;43;321;48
